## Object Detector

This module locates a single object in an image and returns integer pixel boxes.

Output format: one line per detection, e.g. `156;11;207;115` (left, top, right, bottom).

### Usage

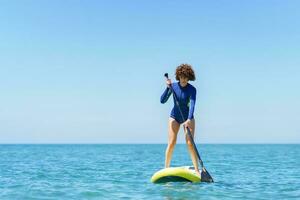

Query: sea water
0;144;299;199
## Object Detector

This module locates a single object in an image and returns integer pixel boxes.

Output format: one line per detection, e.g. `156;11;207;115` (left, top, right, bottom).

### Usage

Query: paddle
164;73;214;183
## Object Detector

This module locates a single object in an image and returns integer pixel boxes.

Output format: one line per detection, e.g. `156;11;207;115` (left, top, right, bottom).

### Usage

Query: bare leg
184;119;200;176
164;118;180;168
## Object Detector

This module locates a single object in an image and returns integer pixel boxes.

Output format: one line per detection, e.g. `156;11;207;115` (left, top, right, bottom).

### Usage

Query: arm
188;88;196;119
160;87;172;104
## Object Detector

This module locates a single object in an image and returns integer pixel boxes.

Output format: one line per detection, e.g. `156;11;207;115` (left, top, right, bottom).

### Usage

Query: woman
160;64;200;176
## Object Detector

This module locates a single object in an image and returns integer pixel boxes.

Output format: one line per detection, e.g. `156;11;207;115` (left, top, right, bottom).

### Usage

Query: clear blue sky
0;0;299;143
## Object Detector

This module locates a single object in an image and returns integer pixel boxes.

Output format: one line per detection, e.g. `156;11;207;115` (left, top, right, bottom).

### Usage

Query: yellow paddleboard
151;166;201;183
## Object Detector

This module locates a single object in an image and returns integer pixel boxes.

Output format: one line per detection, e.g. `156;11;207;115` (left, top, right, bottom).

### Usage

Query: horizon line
0;143;299;145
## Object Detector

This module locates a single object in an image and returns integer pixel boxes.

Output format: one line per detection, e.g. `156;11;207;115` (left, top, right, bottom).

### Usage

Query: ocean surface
0;144;299;199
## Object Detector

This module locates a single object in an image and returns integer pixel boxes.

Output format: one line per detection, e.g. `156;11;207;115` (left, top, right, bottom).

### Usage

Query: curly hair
175;64;196;81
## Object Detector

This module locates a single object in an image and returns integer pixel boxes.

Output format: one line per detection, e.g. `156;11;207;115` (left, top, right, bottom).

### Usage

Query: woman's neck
179;82;188;87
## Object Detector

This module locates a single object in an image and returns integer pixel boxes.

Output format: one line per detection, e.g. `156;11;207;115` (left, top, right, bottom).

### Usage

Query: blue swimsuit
160;82;197;124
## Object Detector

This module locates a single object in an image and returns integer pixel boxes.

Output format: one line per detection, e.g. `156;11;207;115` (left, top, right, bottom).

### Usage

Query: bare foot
195;169;201;177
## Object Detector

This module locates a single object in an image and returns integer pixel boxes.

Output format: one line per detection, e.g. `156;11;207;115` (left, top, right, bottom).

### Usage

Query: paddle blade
164;73;169;78
201;167;214;183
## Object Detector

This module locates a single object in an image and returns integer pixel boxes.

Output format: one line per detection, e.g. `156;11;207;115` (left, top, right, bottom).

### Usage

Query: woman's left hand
184;119;192;131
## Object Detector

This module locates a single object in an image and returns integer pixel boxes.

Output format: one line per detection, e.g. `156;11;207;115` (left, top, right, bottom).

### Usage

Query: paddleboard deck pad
151;166;201;183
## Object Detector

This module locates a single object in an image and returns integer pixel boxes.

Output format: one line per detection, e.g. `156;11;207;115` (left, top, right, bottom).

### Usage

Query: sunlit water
0;144;299;199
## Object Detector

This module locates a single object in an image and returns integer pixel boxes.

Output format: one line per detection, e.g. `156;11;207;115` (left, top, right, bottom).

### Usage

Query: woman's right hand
166;79;172;88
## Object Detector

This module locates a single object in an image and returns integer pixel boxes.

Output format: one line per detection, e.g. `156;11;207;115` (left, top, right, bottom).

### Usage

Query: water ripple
0;144;299;199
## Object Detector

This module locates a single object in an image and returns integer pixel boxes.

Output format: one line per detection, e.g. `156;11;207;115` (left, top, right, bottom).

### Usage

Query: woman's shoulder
188;83;196;91
172;82;178;88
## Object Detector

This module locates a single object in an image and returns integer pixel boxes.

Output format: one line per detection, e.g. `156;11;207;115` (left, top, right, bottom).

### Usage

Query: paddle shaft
164;74;204;169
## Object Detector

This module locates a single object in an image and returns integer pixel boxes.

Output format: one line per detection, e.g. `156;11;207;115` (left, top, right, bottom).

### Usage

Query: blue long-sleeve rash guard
160;82;196;124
